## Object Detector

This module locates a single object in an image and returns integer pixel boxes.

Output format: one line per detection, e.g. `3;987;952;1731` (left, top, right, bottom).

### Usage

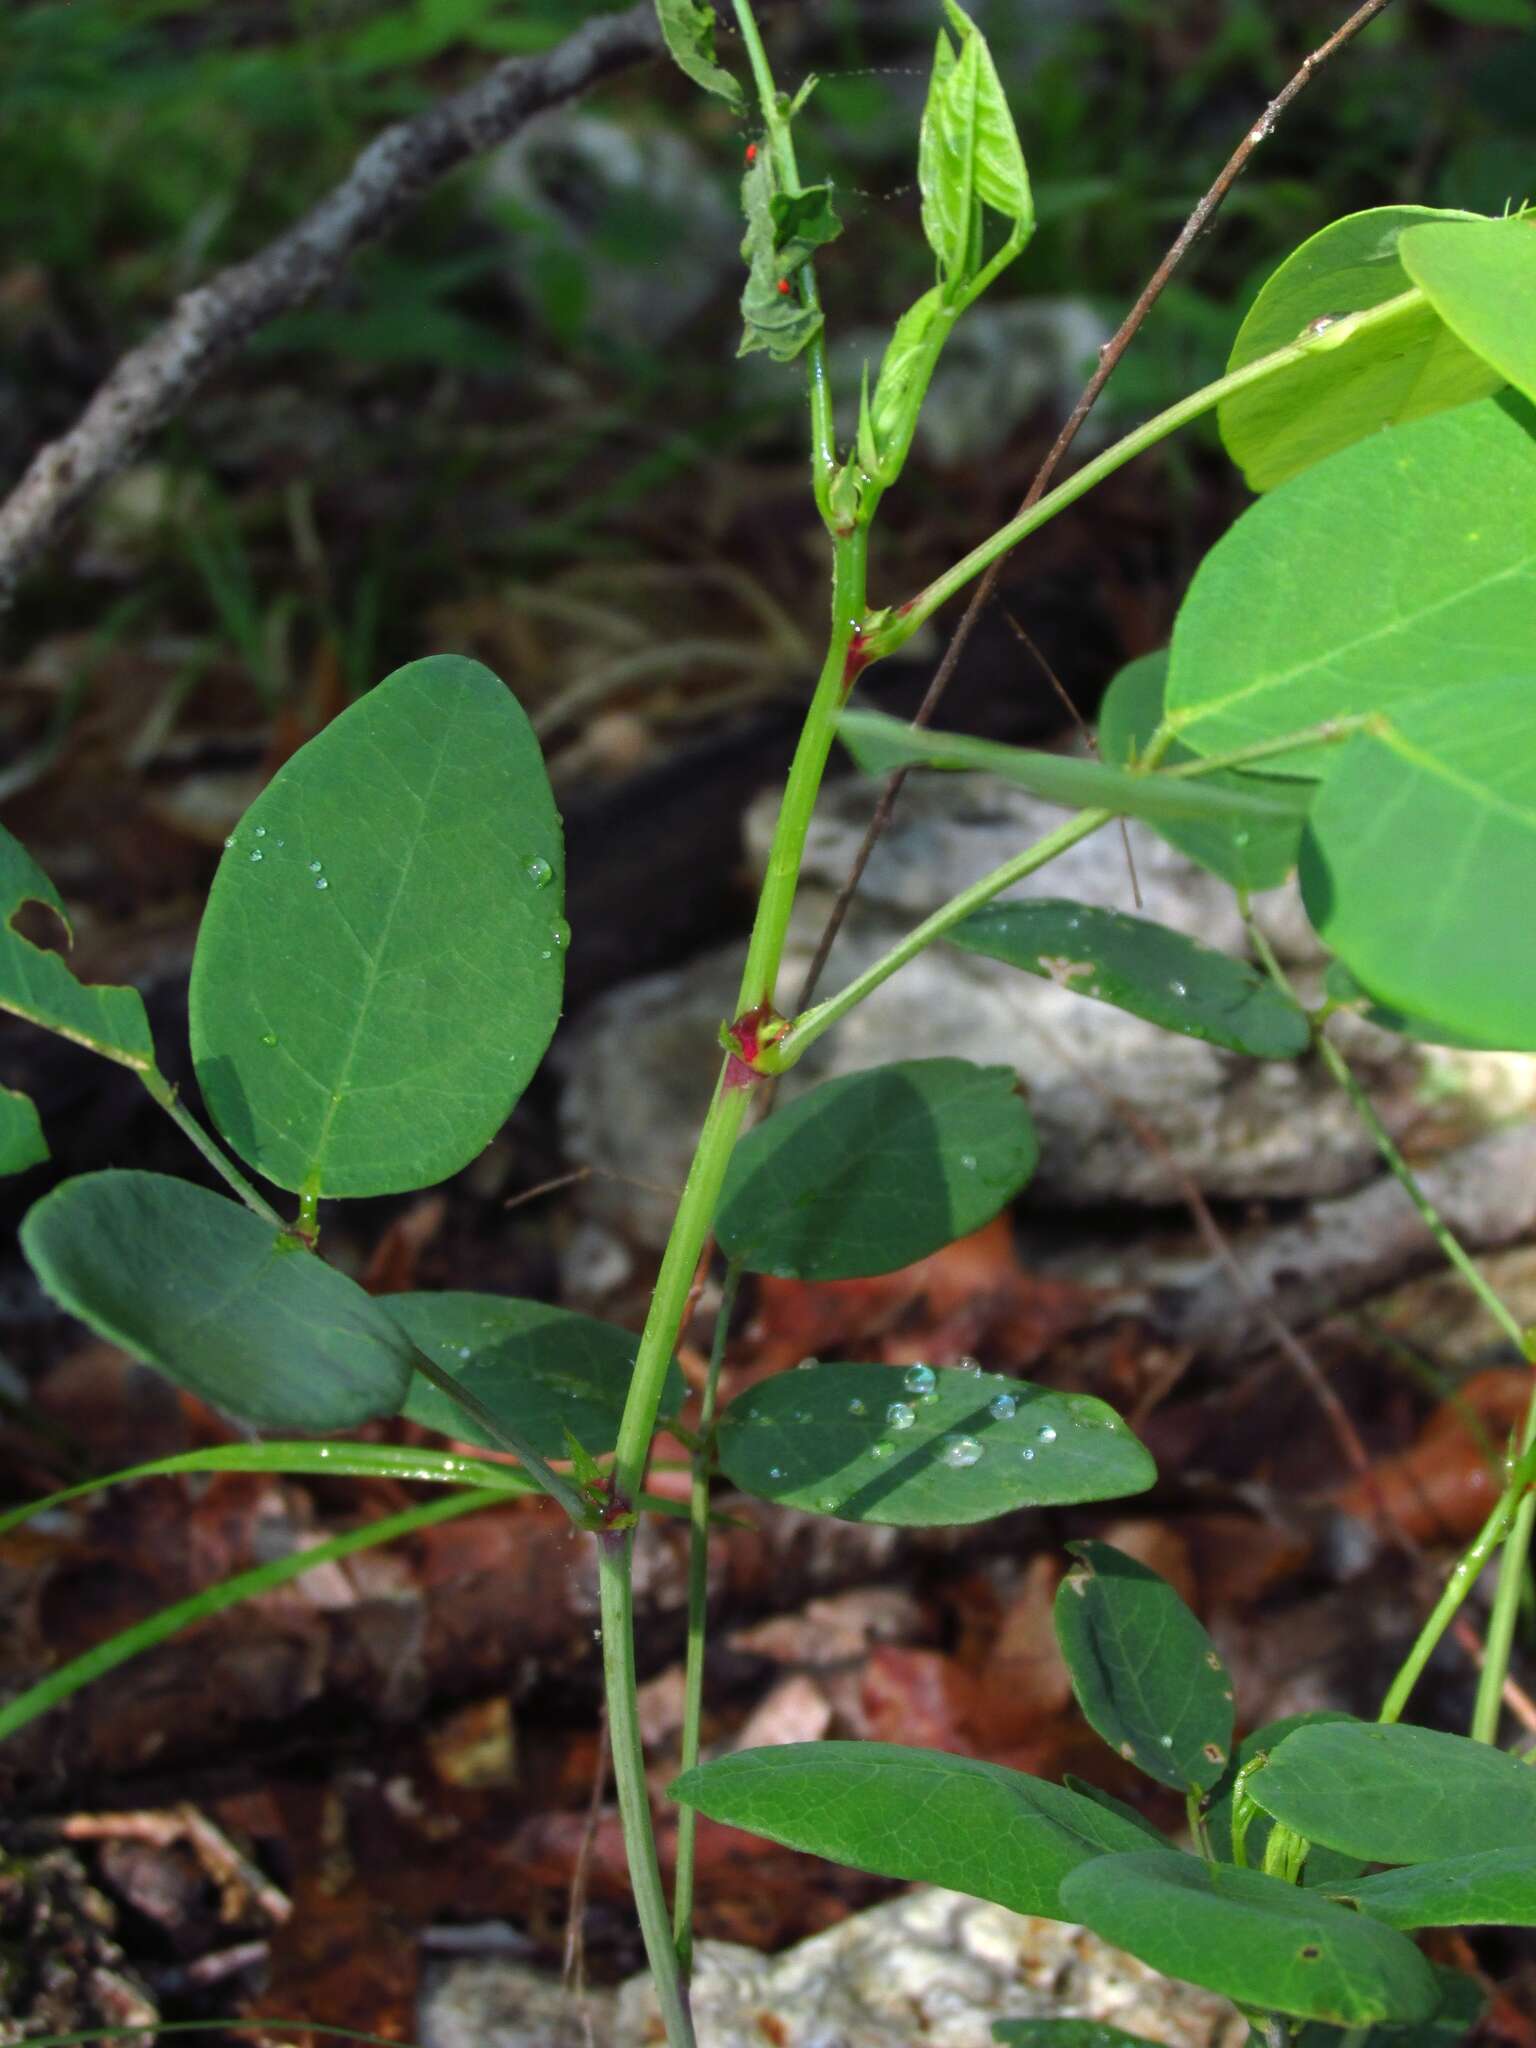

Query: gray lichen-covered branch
0;1;669;611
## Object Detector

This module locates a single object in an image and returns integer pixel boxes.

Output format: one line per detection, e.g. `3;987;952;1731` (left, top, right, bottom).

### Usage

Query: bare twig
0;3;669;608
793;0;1397;1017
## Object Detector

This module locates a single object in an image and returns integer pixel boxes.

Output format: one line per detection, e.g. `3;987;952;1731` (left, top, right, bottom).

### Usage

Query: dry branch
0;2;667;610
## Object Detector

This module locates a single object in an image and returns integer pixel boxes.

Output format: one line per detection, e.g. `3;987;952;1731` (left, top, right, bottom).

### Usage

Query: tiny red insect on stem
777;278;791;296
745;143;758;164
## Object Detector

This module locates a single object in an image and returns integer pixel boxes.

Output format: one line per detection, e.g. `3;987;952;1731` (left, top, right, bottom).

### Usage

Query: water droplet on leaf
526;856;554;887
260;1031;278;1048
1036;1424;1057;1444
316;877;329;889
870;1440;894;1461
989;1393;1017;1421
847;1397;866;1416
941;1435;983;1469
309;860;323;873
903;1364;936;1395
250;850;263;862
886;1401;915;1432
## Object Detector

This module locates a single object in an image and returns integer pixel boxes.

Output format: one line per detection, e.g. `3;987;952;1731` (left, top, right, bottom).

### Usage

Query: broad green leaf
1250;1720;1536;1863
670;1741;1157;1920
738;154;826;363
653;0;742;109
1166;400;1536;775
993;2027;1158;2048
1400;216;1536;405
838;709;1312;828
1053;1542;1234;1793
1218;206;1502;491
1294;1967;1486;2048
1059;1852;1438;2027
1328;1847;1536;1929
0;1085;47;1175
390;1292;685;1457
946;901;1310;1059
715;1059;1037;1282
1097;652;1304;891
716;1362;1154;1526
1301;676;1536;1050
1062;1776;1170;1847
20;1172;413;1431
189;655;564;1198
1205;1713;1366;1890
0;824;154;1073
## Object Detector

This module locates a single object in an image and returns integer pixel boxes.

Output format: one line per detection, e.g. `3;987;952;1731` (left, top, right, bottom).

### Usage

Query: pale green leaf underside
671;1741;1155;1921
1054;1542;1234;1794
1059;1852;1438;2027
717;1362;1154;1526
1400;216;1536;406
1301;676;1536;1050
1328;1846;1536;1930
1251;1720;1536;1863
0;823;155;1071
20;1171;414;1431
391;1292;685;1457
653;0;742;109
946;900;1310;1059
838;709;1311;826
1096;652;1303;891
1166;400;1536;774
189;656;565;1197
1219;204;1502;491
717;1059;1037;1281
0;1085;48;1175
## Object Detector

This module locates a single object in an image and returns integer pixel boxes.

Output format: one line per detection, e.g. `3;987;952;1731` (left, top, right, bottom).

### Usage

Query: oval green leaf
20;1171;414;1431
670;1741;1156;1921
716;1059;1038;1282
1328;1847;1536;1930
1301;676;1536;1050
838;708;1311;828
716;1362;1153;1526
0;1085;47;1175
390;1292;684;1457
0;824;154;1072
189;655;564;1197
1250;1720;1536;1863
1059;1851;1438;2026
1097;652;1304;891
1053;1541;1234;1794
1218;205;1502;491
946;900;1310;1059
1167;399;1536;775
1400;216;1536;407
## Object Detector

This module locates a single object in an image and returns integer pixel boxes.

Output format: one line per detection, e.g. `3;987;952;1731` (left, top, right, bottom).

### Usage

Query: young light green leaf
1053;1542;1234;1794
919;23;976;283
653;0;742;110
189;655;564;1198
868;285;952;480
738;153;826;363
839;709;1312;827
946;901;1311;1060
1217;206;1502;491
670;1742;1158;1921
1326;1847;1536;1930
941;1;1031;233
0;824;155;1073
993;2027;1160;2048
1204;1712;1366;1889
389;1292;685;1457
1399;215;1536;405
715;1059;1037;1281
716;1362;1154;1526
1097;652;1304;891
1250;1720;1536;1863
21;1172;414;1431
1166;399;1536;775
0;1085;47;1175
1059;1852;1439;2027
1301;676;1536;1050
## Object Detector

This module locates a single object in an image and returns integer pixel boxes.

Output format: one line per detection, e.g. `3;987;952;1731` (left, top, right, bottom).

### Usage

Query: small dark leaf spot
1203;1743;1226;1765
1299;1945;1321;1961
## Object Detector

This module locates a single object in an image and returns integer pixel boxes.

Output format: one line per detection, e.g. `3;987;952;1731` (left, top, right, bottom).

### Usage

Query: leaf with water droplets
670;1742;1156;1921
0;1085;47;1176
190;656;564;1197
716;1059;1037;1281
21;1172;414;1431
389;1293;685;1457
946;899;1310;1059
0;824;155;1073
717;1362;1153;1526
1053;1541;1234;1793
1059;1852;1438;2026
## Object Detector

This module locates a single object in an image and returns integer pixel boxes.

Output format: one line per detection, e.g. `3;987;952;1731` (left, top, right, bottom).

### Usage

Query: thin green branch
140;1068;286;1228
406;1347;592;1525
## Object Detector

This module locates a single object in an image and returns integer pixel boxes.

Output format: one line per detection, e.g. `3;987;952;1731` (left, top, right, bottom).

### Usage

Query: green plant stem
867;288;1426;658
1475;1485;1536;1743
140;1068;286;1228
599;1534;696;2048
1379;1435;1536;1725
732;0;837;519
674;1257;744;1969
406;1348;592;1525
